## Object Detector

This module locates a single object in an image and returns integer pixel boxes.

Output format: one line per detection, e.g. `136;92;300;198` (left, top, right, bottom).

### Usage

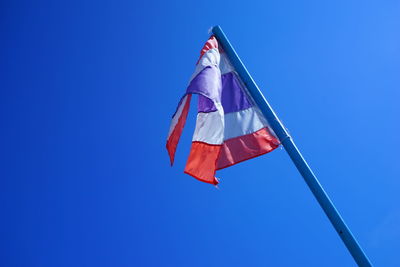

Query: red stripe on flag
184;142;221;185
216;127;280;170
166;94;192;165
197;36;218;64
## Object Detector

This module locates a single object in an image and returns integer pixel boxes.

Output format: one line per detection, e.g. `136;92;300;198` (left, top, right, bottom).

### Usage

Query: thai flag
167;36;280;185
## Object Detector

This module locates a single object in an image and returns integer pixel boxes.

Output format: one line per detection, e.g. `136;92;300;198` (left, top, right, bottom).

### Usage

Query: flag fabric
167;36;280;185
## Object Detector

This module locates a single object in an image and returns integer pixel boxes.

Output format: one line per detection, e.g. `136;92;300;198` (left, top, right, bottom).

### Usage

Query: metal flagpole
212;25;372;267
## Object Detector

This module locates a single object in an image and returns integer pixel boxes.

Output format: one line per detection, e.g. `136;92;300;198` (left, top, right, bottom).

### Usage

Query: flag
167;36;280;185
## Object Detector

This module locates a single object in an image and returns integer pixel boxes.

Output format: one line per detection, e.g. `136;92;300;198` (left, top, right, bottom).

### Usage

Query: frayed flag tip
214;177;220;189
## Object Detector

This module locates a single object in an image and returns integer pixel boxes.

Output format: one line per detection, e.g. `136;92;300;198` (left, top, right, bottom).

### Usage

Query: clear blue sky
1;0;399;266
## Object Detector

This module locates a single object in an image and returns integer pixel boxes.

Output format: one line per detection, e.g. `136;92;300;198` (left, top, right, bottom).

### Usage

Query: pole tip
210;25;222;34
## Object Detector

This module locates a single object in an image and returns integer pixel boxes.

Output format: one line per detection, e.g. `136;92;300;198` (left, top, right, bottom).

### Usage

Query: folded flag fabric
167;36;280;185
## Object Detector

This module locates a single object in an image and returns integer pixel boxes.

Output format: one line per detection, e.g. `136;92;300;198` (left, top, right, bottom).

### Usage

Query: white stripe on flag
167;95;189;139
192;103;224;145
219;53;235;75
192;106;269;144
189;48;220;84
224;107;268;140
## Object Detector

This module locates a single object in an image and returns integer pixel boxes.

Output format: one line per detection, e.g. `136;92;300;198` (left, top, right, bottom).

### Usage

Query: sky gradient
1;0;400;266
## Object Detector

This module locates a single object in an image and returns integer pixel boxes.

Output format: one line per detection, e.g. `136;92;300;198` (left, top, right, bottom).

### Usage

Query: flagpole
212;25;372;267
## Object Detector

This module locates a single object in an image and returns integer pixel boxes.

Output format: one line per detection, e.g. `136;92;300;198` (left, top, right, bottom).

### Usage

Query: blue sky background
1;0;399;266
